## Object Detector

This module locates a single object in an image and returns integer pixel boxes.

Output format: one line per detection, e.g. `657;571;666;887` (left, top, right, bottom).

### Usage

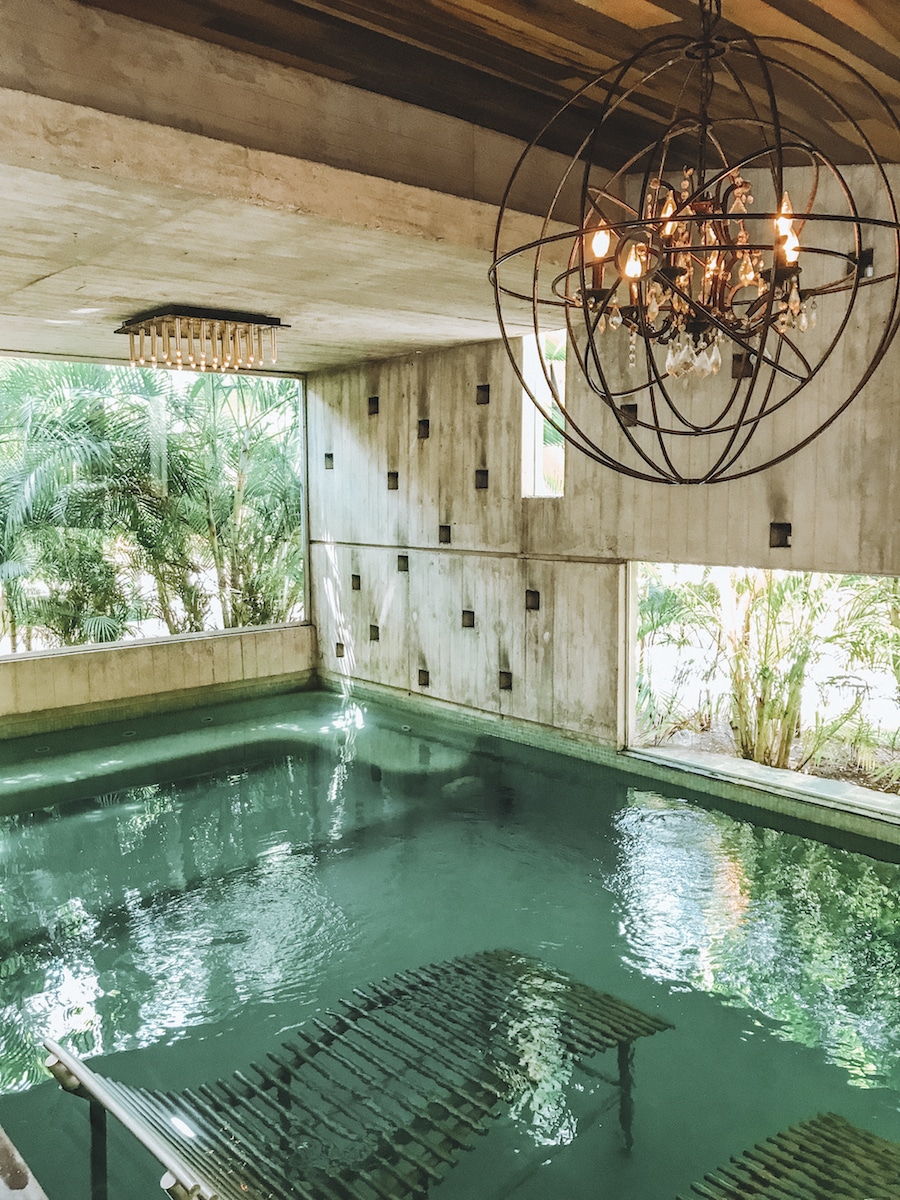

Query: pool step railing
44;948;672;1200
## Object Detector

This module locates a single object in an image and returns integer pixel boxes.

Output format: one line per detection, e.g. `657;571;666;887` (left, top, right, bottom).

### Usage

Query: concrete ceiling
2;0;569;374
2;0;899;375
0;147;510;375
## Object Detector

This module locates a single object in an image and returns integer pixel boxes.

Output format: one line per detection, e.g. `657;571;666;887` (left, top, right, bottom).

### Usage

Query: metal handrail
43;1039;210;1200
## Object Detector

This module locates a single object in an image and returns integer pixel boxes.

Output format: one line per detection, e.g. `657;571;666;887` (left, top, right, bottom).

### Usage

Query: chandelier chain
699;0;721;39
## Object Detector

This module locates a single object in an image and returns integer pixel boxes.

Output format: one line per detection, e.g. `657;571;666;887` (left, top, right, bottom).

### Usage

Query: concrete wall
0;623;316;739
306;329;900;746
306;341;627;745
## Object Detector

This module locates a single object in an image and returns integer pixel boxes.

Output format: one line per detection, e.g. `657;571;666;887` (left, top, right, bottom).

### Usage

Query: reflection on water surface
614;791;900;1087
2;694;900;1198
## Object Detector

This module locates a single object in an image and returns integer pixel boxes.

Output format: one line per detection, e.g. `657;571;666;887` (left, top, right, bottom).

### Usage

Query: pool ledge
0;1125;48;1199
0;705;333;815
623;745;900;845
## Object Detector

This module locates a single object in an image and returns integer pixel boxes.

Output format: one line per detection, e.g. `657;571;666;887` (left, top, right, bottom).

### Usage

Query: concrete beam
0;0;564;209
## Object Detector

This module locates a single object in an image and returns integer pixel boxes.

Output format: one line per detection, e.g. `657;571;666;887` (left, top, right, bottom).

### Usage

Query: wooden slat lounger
44;949;671;1200
678;1111;900;1200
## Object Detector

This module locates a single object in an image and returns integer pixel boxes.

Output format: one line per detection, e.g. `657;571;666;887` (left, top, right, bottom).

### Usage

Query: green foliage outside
0;360;304;651
636;563;900;792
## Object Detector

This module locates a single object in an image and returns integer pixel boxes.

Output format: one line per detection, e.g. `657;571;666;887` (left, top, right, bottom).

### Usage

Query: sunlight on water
501;970;577;1147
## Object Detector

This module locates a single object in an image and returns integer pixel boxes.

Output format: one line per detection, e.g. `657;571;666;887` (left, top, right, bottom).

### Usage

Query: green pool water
2;691;900;1198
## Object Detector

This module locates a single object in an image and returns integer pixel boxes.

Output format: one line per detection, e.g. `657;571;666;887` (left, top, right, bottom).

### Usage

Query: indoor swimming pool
2;690;900;1198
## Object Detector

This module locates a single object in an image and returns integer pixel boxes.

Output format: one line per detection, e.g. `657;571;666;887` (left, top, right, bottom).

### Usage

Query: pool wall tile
117;646;154;699
253;631;283;678
224;634;245;684
11;659;40;715
152;642;186;696
210;636;233;685
240;634;259;680
181;638;206;692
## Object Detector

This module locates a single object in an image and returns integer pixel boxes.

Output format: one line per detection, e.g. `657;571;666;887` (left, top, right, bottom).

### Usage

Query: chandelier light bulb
775;192;794;240
624;243;644;280
590;223;611;260
776;193;801;264
660;193;677;238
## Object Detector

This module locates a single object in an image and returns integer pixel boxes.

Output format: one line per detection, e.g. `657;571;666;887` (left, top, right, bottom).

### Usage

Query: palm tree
0;359;304;650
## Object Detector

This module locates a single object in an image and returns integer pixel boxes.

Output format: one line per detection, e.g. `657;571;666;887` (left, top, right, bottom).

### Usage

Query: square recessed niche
370;764;382;783
368;395;379;415
418;419;430;439
770;522;792;548
620;403;638;427
335;642;345;658
475;469;489;489
462;609;475;628
499;670;513;691
732;352;755;380
324;453;334;469
351;574;361;591
439;525;451;544
418;669;430;687
476;384;490;405
525;589;541;611
369;624;380;642
398;554;409;572
387;471;399;490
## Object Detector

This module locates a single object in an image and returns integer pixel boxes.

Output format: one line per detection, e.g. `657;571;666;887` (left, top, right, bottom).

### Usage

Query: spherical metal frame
491;19;900;484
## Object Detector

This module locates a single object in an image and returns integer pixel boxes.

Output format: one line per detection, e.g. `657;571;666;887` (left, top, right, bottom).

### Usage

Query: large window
0;360;304;652
635;561;900;793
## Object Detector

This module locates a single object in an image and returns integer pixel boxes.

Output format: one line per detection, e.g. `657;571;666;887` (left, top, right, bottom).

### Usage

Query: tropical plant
0;359;304;652
635;563;900;790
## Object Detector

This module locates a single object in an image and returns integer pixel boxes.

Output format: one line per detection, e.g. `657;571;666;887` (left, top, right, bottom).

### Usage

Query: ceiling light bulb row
115;308;287;373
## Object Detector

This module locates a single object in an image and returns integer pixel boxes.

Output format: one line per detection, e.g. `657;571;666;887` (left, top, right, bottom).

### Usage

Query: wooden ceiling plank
216;0;620;92
722;0;900;104
276;0;620;78
75;0;900;168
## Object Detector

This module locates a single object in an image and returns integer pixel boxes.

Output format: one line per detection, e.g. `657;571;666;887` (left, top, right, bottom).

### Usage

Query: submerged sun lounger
678;1111;900;1200
45;949;671;1200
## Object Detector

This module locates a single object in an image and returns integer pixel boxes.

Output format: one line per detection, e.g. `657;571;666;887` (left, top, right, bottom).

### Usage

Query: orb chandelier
491;0;900;483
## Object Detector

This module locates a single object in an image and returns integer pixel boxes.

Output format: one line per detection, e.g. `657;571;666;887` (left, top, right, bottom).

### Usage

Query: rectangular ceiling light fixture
115;306;288;372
